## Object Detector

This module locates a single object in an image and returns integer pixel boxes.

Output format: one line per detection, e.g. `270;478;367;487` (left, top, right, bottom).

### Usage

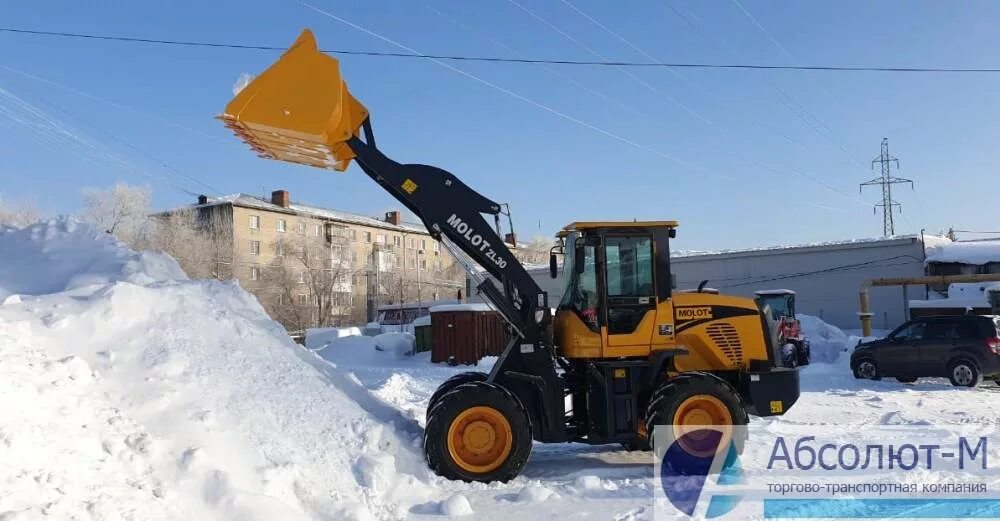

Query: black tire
947;359;982;387
895;376;918;383
424;381;532;482
426;372;488;421
620;438;651;452
993;376;1000;386
851;357;881;380
644;373;749;457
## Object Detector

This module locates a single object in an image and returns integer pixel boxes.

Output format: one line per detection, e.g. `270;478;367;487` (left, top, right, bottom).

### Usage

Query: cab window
559;236;599;331
604;237;654;298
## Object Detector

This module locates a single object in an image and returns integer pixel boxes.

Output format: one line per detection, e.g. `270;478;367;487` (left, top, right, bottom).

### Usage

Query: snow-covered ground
1;219;997;520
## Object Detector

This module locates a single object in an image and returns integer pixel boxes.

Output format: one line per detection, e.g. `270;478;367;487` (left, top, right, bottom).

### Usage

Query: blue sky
2;1;998;250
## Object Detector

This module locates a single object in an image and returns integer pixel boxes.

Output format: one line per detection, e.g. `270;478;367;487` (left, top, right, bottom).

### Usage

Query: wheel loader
219;29;800;483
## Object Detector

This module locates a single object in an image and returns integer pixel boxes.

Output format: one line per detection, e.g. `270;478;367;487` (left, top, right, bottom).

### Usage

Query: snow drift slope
0;219;431;521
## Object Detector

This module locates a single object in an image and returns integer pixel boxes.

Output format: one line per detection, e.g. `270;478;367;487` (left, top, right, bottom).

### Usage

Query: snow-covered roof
754;289;796;296
671;234;935;261
924;239;1000;265
909;282;1000;309
429;303;494;313
196;193;429;235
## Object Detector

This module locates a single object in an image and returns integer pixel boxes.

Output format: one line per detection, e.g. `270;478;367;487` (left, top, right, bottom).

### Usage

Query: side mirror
574;244;586;274
549;253;558;279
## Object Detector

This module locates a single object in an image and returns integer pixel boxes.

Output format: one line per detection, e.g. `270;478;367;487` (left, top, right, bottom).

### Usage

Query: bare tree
264;233;360;330
518;235;554;265
81;183;152;248
0;196;40;227
149;209;232;279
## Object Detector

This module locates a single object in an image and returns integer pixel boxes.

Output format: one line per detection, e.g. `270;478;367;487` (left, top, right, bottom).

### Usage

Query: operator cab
754;289;796;321
549;221;677;359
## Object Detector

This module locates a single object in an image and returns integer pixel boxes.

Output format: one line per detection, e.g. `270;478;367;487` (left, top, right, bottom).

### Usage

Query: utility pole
860;138;913;237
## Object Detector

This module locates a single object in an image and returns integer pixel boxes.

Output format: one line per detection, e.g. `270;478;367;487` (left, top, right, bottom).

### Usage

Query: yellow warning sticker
613;368;626;379
402;179;418;194
770;400;784;414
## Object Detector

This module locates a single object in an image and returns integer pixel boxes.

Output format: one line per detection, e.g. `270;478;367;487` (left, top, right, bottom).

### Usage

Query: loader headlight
535;310;545;323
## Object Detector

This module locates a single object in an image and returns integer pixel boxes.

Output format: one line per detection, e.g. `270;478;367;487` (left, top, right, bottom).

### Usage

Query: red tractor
755;290;810;367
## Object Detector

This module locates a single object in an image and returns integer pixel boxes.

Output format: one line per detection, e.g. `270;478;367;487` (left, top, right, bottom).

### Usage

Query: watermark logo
654;423;999;520
656;427;745;519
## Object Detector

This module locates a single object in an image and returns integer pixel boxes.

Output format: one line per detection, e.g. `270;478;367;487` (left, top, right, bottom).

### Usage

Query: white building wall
671;237;927;330
530;236;929;332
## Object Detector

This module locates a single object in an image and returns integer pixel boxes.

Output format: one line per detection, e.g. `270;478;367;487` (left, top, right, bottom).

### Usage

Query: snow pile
0;217;185;301
304;326;362;350
924;238;1000;265
797;314;851;364
0;219;434;520
375;332;416;357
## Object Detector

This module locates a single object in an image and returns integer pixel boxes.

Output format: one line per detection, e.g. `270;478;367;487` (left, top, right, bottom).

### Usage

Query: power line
4;27;1000;73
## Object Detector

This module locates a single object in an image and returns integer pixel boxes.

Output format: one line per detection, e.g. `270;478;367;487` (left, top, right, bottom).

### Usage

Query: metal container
431;309;509;365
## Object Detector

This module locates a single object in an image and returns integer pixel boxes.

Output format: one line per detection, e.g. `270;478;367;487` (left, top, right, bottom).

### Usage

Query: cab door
602;235;656;356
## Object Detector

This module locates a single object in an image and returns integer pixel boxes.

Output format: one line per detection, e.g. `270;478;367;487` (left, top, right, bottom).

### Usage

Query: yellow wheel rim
447;406;513;474
672;394;733;457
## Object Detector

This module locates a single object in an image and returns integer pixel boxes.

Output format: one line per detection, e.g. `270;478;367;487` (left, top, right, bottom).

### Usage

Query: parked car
851;315;1000;387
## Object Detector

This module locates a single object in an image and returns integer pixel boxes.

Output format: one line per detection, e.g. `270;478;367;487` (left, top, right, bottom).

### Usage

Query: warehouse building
533;235;938;332
670;236;931;331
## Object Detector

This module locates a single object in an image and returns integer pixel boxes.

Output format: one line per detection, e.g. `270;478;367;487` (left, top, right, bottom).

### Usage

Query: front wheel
424;381;532;482
852;358;881;380
645;373;748;457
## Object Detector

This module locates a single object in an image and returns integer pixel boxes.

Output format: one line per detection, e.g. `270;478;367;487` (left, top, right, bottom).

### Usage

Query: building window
276;219;286;233
420;259;427;271
433;242;440;253
314;224;321;237
249;240;260;256
297;221;306;234
421;239;427;250
298;271;306;284
250;266;261;281
394;236;402;247
408;237;415;249
351;229;357;241
275;241;284;257
298;294;307;305
364;231;372;243
375;234;386;245
249;215;260;230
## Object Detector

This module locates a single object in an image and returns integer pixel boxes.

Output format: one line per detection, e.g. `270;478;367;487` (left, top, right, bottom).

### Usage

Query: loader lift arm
347;120;568;442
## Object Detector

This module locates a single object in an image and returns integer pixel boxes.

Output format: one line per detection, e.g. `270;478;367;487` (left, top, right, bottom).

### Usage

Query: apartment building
180;190;464;330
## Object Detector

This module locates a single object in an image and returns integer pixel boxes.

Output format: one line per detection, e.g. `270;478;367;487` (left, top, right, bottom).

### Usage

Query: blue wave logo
660;429;743;518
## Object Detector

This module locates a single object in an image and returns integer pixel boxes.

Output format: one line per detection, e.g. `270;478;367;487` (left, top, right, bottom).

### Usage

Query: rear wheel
424;381;532;482
852;357;880;380
947;359;982;387
426;372;488;421
645;373;748;457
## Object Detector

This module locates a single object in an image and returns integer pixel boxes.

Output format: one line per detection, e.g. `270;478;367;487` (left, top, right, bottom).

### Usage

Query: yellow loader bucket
219;29;368;171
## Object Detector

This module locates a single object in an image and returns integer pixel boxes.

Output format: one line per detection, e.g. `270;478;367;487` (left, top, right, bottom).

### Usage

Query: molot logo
656;427;745;520
445;214;508;269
